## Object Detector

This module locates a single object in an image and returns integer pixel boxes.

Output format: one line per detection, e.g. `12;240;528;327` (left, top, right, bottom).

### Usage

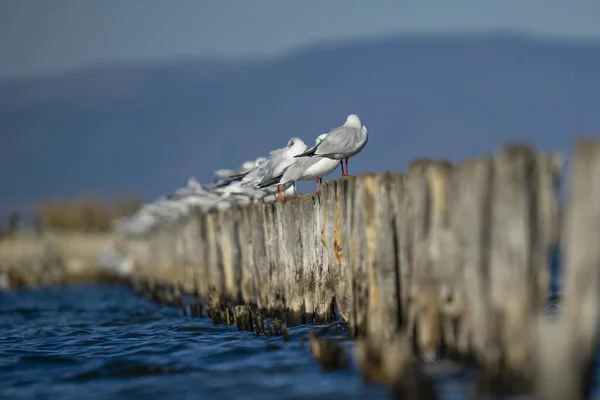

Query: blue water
0;257;581;400
0;284;482;399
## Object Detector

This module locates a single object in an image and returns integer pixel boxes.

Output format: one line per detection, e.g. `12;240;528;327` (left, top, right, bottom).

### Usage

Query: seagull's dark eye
289;140;295;147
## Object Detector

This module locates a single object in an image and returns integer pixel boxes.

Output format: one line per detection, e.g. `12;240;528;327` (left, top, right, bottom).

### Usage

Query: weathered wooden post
445;157;494;361
218;208;242;304
194;212;210;298
422;161;459;358
535;140;600;400
331;178;352;324
354;171;412;386
237;206;254;304
405;160;451;361
175;215;194;294
365;171;406;342
205;212;228;323
341;177;358;332
261;202;283;317
472;144;561;394
403;160;432;352
346;175;370;338
298;193;333;324
319;180;344;322
246;204;267;310
280;197;305;325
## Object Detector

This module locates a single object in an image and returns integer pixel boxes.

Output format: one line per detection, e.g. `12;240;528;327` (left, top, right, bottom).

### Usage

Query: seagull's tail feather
294;144;318;158
214;180;235;188
258;172;284;189
227;171;250;181
214;172;249;188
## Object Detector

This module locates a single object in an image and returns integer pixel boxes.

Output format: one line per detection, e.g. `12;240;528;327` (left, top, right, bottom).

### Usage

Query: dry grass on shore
0;193;142;287
35;194;142;232
0;231;119;286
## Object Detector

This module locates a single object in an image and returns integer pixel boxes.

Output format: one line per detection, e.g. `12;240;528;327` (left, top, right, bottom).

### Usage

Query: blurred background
1;0;600;234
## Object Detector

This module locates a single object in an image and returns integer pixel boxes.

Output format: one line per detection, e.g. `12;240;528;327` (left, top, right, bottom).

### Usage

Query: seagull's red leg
315;177;321;195
345;157;349;176
340;160;346;177
278;184;283;201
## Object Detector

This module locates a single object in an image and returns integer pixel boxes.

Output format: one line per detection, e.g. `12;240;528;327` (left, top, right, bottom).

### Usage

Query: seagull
294;114;368;177
262;183;295;202
115;137;316;235
173;176;218;196
214;161;253;180
214;180;267;200
257;137;307;200
237;157;271;186
259;133;339;195
213;156;269;187
214;156;267;180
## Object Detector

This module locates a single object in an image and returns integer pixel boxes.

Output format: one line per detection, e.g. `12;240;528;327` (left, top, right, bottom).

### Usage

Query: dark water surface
0;284;481;399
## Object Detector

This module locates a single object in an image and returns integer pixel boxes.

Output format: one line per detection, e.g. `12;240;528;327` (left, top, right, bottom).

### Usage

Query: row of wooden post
123;140;600;399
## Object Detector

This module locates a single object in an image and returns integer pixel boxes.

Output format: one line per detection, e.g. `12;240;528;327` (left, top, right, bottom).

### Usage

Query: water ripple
0;283;479;399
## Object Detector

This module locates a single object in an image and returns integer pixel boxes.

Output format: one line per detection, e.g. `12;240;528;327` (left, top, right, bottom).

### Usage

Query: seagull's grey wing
257;171;283;188
282;156;320;183
260;156;310;188
254;147;286;183
213;172;246;187
313;126;360;157
259;157;282;184
241;159;269;187
294;127;349;158
294;142;322;158
241;159;269;182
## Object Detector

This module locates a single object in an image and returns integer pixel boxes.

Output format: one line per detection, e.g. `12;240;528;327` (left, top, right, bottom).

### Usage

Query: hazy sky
2;0;600;77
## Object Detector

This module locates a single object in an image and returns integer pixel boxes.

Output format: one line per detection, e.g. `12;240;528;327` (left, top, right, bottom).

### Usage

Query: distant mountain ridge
1;32;600;218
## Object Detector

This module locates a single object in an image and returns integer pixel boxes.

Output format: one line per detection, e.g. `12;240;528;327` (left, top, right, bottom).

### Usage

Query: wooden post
281;197;305;325
196;212;210;298
484;145;544;389
340;177;359;334
404;160;449;361
248;204;268;310
116;141;581;397
535;140;600;400
446;157;494;361
218;209;240;303
237;206;254;304
347;175;369;338
367;171;406;342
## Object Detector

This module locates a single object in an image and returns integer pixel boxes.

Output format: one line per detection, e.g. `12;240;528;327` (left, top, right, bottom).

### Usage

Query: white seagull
257;137;307;200
214;156;268;179
294;114;368;177
259;133;339;195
